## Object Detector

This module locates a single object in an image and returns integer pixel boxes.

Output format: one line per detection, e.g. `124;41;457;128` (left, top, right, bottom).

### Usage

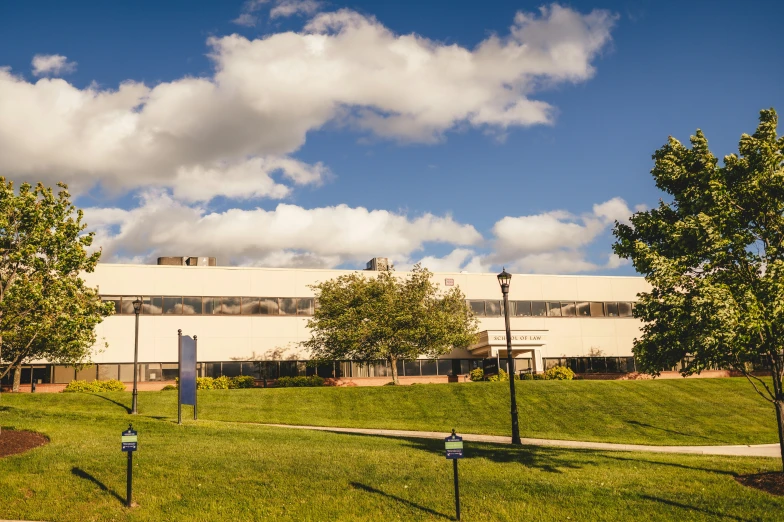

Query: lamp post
131;298;142;415
497;268;522;445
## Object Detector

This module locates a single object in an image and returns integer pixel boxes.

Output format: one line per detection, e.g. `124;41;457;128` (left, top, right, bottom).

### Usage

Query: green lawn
1;390;783;521
6;377;777;445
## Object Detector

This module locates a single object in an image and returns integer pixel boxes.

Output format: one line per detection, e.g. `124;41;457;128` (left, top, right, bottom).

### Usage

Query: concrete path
261;423;781;458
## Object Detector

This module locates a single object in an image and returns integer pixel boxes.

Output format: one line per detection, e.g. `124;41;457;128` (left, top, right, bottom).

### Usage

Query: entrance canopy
469;330;547;373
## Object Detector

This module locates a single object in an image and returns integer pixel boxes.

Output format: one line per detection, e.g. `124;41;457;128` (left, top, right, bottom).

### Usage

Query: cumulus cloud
232;0;268;26
86;191;482;267
0;5;616;202
397;248;489;273
31;54;77;76
271;0;322;19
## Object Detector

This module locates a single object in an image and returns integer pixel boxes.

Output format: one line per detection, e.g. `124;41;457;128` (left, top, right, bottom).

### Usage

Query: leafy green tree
303;264;478;384
0;180;112;392
613;109;784;470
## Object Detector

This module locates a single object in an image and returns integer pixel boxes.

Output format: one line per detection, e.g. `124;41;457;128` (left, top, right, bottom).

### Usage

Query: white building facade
13;261;651;385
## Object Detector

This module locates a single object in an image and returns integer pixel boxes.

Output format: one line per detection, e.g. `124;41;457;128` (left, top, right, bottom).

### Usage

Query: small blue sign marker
121;427;138;452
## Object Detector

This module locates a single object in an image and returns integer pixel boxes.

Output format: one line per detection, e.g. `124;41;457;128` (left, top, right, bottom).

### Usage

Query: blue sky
1;0;782;274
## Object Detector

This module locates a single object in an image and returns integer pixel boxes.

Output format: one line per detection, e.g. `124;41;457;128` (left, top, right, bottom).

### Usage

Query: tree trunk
775;399;784;473
390;356;399;385
12;364;21;392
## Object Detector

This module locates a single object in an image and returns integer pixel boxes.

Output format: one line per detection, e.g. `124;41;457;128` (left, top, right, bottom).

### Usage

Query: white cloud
271;0;321;19
397;248;489;273
31;54;76;76
0;5;617;202
86;191;482;267
232;0;268;26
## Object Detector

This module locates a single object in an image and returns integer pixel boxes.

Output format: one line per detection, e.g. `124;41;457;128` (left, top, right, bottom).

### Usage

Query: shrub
544;366;575;381
161;384;177;391
63;379;126;393
232;375;256;389
276;375;325;387
487;369;519;382
469;368;484;382
521;372;545;380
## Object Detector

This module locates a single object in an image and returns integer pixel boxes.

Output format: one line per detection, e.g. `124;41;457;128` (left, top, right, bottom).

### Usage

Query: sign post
482;358;499;379
445;428;464;521
121;424;138;507
178;330;198;424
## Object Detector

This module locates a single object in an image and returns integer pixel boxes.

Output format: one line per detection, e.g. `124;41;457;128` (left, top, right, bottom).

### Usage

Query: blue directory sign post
122;424;138;507
445;429;464;520
178;330;198;425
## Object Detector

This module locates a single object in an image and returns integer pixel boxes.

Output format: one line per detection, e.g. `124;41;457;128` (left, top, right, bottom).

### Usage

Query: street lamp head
497;268;512;291
132;298;142;315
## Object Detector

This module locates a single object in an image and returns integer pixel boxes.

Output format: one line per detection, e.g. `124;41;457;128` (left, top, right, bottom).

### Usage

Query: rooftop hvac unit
365;257;389;271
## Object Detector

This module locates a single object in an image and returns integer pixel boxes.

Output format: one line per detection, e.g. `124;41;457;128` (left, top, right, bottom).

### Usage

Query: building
10;258;650;387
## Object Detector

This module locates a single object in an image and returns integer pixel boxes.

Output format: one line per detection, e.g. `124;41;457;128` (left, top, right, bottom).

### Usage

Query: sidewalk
261;423;781;458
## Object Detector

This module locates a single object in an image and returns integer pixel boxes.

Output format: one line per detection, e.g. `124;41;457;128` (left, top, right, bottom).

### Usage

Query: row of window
101;296;316;316
467;300;636;318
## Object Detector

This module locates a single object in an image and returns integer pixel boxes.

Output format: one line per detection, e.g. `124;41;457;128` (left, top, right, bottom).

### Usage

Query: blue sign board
445;433;464;459
121;428;138;452
180;335;197;406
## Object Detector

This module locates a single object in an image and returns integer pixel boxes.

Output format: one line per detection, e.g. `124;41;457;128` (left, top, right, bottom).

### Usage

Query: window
259;298;279;315
143;296;162;315
221;297;242;315
279;298;297;316
297;298;314;316
76;365;96;381
102;296;121;314
484;300;502;316
98;364;119;380
590;302;605;317
421;359;438;376
242;297;261;315
606;302;619;317
241;362;260;378
561;302;576;317
163;296;182;314
404;360;420;376
182;297;202;315
576;301;590;316
618;302;633;317
203;297;218;315
53;366;75;384
438;359;454;376
514;301;531;316
119;364;135;382
161;363;179;381
531;301;547;317
120;297;137;315
468;300;485;316
547;302;561;317
221;362;241;377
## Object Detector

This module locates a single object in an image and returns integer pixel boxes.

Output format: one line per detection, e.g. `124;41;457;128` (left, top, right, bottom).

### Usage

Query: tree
0;180;111;392
303;264;478;384
613;109;784;471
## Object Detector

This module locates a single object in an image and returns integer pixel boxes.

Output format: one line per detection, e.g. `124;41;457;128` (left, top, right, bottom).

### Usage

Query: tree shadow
639;495;752;521
71;467;125;504
625;420;729;444
604;454;738;476
349;482;451;519
92;394;131;414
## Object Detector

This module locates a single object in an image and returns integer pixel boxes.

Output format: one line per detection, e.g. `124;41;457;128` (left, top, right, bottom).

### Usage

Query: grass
1;389;783;521
5;377;778;445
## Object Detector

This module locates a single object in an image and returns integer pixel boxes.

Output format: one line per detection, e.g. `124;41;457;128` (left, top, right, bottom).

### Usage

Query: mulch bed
735;472;784;496
0;429;49;458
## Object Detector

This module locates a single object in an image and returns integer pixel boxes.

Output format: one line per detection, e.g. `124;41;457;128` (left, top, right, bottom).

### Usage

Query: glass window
241;362;260;378
204;362;222;378
221;362;241;377
53;365;75;384
590;302;605;317
561;302;576;317
316;363;334;379
259;298;280;315
484;300;502;316
514;301;531;316
143;363;161;381
395;360;404;378
576;301;591;316
531;301;547;316
547;302;561;317
459;360;470;375
97;364;118;380
142;296;162;315
421;359;438;376
618;302;633;317
242;297;261;315
221;297;242;315
161;363;179;381
468;300;485;316
279;298;297;316
297;298;314;316
606;302;619;317
404;360;420;376
75;365;96;381
119;364;135;382
438;359;454;376
203;297;219;315
182;297;202;315
163;296;182;314
592;357;608;373
102;296;121;314
120;297;138;315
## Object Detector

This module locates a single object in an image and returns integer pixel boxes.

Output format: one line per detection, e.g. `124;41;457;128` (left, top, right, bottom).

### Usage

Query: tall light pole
497;268;521;445
131;297;142;415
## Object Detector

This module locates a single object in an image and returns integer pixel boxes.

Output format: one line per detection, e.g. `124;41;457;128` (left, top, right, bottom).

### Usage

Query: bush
487;369;519;382
544;366;575;380
469;368;484;382
232;375;256;389
276;375;325;387
63;380;126;393
161;384;177;391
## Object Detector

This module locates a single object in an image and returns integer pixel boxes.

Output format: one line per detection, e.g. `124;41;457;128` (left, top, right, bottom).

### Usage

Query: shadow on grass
349;482;451;519
93;395;131;414
639;495;751;521
626;420;729;444
605;454;738;476
71;467;125;504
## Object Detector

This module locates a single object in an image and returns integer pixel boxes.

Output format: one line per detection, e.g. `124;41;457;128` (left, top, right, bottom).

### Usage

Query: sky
1;0;782;275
